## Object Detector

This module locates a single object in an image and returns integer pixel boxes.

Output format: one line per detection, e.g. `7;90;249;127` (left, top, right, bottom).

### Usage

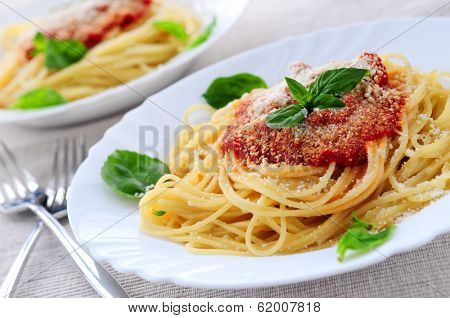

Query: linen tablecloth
0;0;449;297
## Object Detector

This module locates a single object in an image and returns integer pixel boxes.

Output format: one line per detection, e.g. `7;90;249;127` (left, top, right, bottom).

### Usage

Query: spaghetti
140;53;450;256
0;0;200;108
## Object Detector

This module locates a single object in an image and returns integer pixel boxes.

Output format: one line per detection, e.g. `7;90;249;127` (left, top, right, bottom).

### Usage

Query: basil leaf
153;210;166;216
313;94;345;109
45;38;87;70
203;73;267;109
337;214;395;262
9;87;66;110
31;32;46;57
265;104;308;129
285;77;312;106
310;68;369;97
101;150;170;199
31;32;87;70
188;17;216;49
154;20;188;42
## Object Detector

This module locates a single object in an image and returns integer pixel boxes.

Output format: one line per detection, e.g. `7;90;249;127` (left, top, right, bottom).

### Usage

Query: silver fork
0;138;81;297
0;139;129;298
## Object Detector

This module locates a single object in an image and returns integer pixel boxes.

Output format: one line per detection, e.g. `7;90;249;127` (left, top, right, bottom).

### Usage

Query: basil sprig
265;68;369;129
101;150;170;199
337;212;395;262
32;32;87;70
9;87;66;110
203;73;267;109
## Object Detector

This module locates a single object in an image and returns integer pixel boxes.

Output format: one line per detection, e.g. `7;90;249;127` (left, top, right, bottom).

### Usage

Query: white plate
0;0;249;127
68;17;450;289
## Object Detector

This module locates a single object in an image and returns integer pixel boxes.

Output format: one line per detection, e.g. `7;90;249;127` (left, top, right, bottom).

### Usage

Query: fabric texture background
0;0;449;298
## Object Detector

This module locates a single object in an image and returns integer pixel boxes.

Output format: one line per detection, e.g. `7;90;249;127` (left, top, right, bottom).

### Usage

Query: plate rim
68;16;450;289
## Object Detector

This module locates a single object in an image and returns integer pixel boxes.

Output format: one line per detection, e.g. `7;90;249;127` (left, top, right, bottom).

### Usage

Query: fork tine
0;141;38;194
51;138;69;208
71;137;77;181
46;140;60;210
62;138;69;193
64;137;80;203
52;139;67;208
80;134;87;161
50;141;60;191
0;182;17;203
0;154;8;206
0;183;7;205
0;143;27;199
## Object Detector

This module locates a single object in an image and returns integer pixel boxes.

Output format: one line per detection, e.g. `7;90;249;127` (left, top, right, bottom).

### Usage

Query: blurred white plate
0;0;249;127
68;17;450;289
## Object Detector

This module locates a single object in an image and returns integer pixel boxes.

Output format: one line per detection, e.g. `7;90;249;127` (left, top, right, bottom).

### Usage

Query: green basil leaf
9;87;66;110
30;32;87;69
310;68;369;97
188;17;216;49
31;32;47;57
313;94;345;109
45;37;87;70
152;210;166;216
350;212;373;230
203;73;267;109
101;150;170;199
265;104;308;129
337;225;395;262
154;20;188;42
285;77;312;106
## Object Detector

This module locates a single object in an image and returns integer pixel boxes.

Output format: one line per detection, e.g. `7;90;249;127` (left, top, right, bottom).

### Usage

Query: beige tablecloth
0;0;449;298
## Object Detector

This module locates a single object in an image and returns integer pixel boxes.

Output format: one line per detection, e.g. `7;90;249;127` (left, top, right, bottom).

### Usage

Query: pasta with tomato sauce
139;52;449;256
0;0;202;109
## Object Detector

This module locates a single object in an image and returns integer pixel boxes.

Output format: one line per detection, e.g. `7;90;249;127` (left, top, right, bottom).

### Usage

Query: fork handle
0;221;44;298
27;204;129;298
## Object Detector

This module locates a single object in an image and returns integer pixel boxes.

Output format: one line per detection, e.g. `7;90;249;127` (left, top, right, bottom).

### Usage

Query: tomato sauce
220;53;405;167
24;0;151;56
